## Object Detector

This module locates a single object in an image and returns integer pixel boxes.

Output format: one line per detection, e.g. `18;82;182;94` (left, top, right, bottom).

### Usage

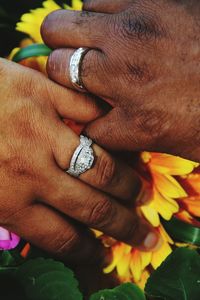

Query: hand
41;0;200;162
0;58;158;264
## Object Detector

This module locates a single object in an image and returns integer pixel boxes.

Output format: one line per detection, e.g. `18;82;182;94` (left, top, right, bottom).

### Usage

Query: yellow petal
103;243;125;274
140;251;152;269
16;0;61;43
7;48;20;60
141;152;151;163
153;189;179;220
72;0;83;10
159;225;174;244
151;241;172;269
137;270;150;290
154;172;187;198
150;153;198;175
140;204;160;227
130;250;142;282
116;253;131;277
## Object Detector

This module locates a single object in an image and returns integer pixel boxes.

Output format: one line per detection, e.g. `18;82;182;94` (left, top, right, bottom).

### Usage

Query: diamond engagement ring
67;135;95;177
69;47;90;91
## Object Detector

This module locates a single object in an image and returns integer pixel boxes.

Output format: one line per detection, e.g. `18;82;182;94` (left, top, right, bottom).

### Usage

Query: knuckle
117;9;163;43
87;197;114;228
55;230;80;255
122;218;139;244
95;152;116;188
7;156;32;179
46;51;59;78
0;204;32;225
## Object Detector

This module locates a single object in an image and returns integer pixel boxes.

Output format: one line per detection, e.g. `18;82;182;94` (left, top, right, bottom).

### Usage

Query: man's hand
41;0;200;162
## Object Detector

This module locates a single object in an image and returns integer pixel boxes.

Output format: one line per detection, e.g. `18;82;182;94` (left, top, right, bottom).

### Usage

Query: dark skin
41;0;200;162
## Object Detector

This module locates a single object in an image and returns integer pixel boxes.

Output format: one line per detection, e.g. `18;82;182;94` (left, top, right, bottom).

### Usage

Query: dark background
0;0;73;56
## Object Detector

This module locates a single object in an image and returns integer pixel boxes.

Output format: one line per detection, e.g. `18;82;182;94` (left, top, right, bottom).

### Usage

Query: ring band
69;47;90;92
67;135;95;177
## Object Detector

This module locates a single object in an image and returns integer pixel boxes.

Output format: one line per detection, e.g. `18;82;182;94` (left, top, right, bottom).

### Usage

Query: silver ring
69;47;90;92
67;135;95;177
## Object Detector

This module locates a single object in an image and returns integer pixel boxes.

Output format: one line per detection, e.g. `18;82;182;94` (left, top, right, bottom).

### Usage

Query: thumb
85;108;141;151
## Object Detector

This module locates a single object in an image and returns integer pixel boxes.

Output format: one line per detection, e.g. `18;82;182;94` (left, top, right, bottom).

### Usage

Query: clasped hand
0;58;157;264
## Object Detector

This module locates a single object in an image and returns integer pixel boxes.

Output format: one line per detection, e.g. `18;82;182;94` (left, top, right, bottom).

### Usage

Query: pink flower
0;227;20;250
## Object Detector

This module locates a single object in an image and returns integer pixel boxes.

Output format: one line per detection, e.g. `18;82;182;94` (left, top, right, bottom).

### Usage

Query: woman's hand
0;58;158;264
41;0;200;162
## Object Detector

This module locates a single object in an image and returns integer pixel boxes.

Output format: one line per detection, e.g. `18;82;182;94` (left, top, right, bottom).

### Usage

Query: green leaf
15;258;83;300
12;44;52;62
0;251;16;267
162;216;200;246
0;249;23;268
145;248;200;300
90;283;146;300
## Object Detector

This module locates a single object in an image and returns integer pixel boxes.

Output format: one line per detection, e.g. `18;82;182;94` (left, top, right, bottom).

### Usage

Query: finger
85;108;143;151
42;165;159;251
83;0;132;13
6;203;104;264
42;74;104;123
52;121;142;203
6;58;103;123
47;48;112;99
41;9;110;49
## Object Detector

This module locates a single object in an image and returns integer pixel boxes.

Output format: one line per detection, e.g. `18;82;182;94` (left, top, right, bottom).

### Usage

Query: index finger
4;59;103;123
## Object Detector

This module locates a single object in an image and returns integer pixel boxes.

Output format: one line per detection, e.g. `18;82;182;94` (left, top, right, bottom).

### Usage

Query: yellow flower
140;152;198;226
141;188;179;227
16;0;82;43
104;225;173;286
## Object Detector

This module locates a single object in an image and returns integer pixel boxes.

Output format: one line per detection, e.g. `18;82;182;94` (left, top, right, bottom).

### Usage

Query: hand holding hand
0;59;158;264
42;0;200;161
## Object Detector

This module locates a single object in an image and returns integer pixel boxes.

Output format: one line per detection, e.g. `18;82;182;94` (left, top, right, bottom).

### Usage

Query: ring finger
52;121;142;203
47;48;112;99
40;122;158;250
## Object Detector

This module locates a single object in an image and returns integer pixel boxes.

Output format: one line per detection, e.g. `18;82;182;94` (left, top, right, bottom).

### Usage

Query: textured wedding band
67;135;95;177
69;47;90;92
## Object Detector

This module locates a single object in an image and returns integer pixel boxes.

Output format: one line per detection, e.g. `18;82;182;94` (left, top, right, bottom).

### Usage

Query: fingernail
136;184;152;206
143;232;161;250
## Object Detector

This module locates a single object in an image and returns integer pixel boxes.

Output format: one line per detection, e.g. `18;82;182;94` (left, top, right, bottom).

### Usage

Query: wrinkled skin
0;58;160;267
42;0;200;162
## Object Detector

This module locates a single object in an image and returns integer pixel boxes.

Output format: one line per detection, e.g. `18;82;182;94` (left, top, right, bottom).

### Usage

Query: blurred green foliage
0;0;73;56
